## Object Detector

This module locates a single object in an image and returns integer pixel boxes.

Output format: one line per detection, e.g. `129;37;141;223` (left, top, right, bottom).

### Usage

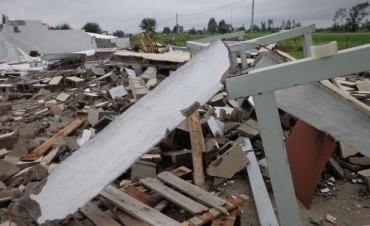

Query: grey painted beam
226;44;370;99
229;24;315;52
242;138;279;226
187;25;314;58
253;92;301;226
302;33;313;57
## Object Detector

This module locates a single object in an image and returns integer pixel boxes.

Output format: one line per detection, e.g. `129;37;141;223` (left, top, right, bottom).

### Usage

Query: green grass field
131;32;370;59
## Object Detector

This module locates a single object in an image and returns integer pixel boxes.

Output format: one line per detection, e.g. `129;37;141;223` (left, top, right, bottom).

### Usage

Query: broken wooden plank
26;40;230;224
243;138;278;226
182;194;249;226
157;171;229;215
101;185;182;226
102;198;149;226
154;199;169;212
211;208;238;226
21;118;86;161
123;167;193;211
122;185;159;207
79;202;121;226
140;178;209;215
188;110;206;189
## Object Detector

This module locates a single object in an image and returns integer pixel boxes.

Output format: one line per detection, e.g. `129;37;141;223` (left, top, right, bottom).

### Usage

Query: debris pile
0;31;369;226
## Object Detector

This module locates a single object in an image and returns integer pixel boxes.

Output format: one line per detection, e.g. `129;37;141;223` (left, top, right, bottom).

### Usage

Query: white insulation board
31;40;230;223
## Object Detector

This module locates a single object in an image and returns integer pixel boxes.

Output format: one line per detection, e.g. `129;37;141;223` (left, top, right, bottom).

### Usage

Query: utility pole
176;13;179;34
230;9;233;27
251;0;255;32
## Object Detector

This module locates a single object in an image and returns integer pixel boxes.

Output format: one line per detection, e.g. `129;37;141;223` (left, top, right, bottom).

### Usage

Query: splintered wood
21;118;86;161
188;110;206;190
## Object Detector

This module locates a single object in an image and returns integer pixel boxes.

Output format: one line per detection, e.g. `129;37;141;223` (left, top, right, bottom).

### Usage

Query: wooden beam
122;186;159;207
101;185;182;226
187;111;206;190
211;208;238;226
157;172;228;215
21;118;86;161
182;194;249;226
79;202;121;226
140;178;209;215
103;199;149;226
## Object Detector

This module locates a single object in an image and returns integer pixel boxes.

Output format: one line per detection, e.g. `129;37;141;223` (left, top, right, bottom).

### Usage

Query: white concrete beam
27;40;231;224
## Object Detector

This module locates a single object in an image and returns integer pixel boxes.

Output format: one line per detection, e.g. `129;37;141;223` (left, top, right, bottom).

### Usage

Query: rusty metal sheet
286;120;337;209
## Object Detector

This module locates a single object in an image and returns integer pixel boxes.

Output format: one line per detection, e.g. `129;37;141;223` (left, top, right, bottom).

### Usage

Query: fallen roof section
25;40;231;224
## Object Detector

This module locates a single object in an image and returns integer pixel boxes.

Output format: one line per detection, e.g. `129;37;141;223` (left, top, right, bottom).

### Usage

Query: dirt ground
212;171;370;226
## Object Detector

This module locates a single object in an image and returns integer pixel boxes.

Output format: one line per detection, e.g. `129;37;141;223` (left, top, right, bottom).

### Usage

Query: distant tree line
332;2;370;32
155;17;302;35
47;22;128;37
49;23;72;30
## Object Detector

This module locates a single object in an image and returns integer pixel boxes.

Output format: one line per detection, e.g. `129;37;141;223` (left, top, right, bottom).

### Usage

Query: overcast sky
1;0;369;34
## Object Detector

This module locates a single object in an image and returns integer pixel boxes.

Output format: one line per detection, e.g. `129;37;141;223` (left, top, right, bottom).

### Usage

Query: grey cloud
1;0;369;33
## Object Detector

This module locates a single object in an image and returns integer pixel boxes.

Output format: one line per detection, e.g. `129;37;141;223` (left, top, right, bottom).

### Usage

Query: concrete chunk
339;142;358;159
56;92;70;102
237;119;260;138
348;156;370;166
357;79;370;91
109;85;128;99
87;108;106;126
207;140;249;178
129;77;149;101
0;148;9;158
140;67;157;81
0;160;20;181
91;67;105;76
130;160;157;179
0;132;16;149
48;76;63;86
45;100;57;108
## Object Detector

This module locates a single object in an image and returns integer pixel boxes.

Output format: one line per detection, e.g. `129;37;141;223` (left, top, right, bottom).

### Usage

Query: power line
178;0;247;17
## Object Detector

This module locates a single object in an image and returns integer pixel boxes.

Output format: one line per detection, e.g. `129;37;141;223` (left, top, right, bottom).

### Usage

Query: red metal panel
286;120;337;209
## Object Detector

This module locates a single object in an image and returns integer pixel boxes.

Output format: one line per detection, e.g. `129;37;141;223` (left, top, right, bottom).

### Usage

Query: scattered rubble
0;26;369;226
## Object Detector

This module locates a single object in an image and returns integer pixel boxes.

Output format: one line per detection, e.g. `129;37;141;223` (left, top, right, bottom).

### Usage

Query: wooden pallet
75;167;248;226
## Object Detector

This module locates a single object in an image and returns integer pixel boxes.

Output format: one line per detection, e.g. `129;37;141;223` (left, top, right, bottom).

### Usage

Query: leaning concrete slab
26;40;230;224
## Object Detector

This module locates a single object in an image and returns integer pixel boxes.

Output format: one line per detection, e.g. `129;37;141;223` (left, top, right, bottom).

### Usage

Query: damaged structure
0;15;130;55
0;19;370;226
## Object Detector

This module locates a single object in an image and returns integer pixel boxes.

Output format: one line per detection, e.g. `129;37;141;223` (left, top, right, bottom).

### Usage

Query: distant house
0;15;129;55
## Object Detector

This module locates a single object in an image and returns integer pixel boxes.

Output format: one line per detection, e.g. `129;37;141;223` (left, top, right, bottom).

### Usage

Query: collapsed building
0;18;369;226
0;15;130;55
